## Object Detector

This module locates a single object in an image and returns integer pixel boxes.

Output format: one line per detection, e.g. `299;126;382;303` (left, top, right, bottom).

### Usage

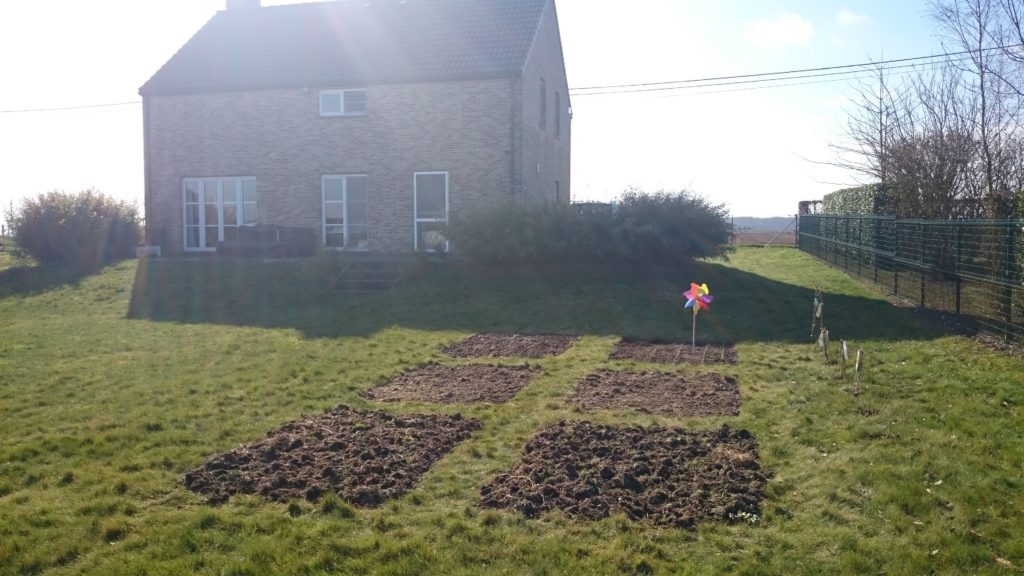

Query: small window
555;181;560;203
539;78;547;129
320;89;367;116
554;92;561;138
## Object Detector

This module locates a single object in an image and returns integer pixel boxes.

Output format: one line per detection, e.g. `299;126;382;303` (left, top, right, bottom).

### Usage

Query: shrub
5;189;141;271
612;189;732;261
822;184;893;215
446;189;731;264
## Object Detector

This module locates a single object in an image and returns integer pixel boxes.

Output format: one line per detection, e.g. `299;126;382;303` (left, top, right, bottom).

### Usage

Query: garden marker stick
810;287;824;338
683;282;713;351
853;349;863;395
840;340;849;379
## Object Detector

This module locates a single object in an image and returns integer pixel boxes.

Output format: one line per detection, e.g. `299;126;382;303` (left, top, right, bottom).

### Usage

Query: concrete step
345;259;404;272
341;269;403;281
333;279;400;292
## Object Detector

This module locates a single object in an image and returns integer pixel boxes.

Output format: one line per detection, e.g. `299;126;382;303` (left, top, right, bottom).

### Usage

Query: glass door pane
323;177;345;248
346;176;369;249
222;180;239;241
241;180;257;225
203;180;221;248
415;173;446;219
415;172;448;252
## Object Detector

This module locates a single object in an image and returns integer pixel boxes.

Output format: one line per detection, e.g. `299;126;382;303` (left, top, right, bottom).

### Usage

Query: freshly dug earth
363;363;541;404
442;333;578;358
479;421;766;528
570;369;740;417
181;405;481;505
610;340;738;365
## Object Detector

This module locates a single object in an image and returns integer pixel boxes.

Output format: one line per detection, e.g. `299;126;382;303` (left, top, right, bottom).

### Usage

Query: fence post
893;221;900;297
857;217;863;277
843;217;849;271
955;223;962;321
920;222;926;308
873;218;879;283
1006;222;1016;342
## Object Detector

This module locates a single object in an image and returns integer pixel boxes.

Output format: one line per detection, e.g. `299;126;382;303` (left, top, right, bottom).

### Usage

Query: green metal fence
797;215;1023;343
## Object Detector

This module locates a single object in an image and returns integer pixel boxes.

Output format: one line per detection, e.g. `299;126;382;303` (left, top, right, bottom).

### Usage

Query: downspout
142;96;153;245
510;76;519;198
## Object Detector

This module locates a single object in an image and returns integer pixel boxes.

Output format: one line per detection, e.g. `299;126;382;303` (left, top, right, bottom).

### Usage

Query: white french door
414;171;449;252
183;177;256;251
322;175;369;249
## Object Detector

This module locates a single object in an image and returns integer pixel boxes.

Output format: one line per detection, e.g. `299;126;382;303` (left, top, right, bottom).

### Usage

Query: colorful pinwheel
684;283;713;313
683;282;713;349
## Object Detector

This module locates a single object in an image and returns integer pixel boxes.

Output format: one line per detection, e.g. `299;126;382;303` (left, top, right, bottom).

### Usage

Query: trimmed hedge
822;184;893;216
445;189;731;264
5;189;141;271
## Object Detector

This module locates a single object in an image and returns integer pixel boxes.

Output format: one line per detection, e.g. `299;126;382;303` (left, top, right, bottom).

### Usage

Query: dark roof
140;0;549;96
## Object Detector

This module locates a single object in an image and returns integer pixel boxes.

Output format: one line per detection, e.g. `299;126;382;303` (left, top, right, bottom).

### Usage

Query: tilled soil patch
479;421;766;528
442;333;578;358
363;363;541;404
181;405;481;506
610;340;738;365
570;369;740;417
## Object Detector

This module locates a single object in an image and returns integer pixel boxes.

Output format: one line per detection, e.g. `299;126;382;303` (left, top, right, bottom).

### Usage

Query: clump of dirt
479;421;767;528
610;340;738;365
570;369;740;417
181;405;481;506
442;333;578;358
363;363;541;404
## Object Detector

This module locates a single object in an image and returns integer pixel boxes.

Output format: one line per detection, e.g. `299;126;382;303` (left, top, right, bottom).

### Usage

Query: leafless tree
832;0;1024;219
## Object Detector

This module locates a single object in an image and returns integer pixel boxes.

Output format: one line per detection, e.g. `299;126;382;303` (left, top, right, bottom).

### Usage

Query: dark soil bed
610;340;738;365
570;369;740;417
181;405;481;506
479;421;767;528
363;363;541;404
442;333;578;358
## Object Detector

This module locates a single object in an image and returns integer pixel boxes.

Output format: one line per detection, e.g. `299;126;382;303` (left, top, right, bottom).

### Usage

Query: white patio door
184;179;221;250
322;175;369;249
184;178;256;251
414;171;448;252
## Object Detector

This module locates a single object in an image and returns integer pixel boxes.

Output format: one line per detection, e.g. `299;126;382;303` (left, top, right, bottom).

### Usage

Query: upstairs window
539;78;547;129
320;89;367;116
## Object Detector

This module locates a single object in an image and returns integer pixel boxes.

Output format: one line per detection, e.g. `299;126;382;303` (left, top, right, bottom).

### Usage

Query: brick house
140;0;571;254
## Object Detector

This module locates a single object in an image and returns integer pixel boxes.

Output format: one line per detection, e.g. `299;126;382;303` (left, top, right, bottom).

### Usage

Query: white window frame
182;177;256;252
319;89;367;117
321;174;370;250
413;171;449;252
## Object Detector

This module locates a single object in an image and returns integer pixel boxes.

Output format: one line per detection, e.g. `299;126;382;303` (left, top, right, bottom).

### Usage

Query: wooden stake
840;340;848;379
853;349;863;395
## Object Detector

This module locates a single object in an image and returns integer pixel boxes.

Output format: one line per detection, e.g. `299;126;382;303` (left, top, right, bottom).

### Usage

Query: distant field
732;230;796;246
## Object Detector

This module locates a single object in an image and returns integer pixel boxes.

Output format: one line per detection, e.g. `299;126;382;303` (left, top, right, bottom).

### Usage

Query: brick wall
145;78;516;253
520;0;572;205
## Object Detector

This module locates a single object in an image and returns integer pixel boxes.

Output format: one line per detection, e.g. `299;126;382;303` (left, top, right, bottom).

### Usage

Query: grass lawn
1;246;1022;575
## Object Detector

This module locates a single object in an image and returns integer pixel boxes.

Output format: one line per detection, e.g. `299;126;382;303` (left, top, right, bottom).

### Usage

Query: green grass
1;247;1022;575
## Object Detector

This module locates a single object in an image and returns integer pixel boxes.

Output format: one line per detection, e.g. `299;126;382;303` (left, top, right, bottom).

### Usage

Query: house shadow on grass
0;263;92;297
125;256;945;344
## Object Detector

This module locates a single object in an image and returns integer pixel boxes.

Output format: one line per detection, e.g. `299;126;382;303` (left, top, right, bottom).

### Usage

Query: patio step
330;254;406;292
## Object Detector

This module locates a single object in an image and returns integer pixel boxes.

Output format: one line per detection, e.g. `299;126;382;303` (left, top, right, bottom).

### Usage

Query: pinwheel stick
691;308;697;350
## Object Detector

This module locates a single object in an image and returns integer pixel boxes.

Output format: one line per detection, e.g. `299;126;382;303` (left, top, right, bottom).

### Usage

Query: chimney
226;0;261;10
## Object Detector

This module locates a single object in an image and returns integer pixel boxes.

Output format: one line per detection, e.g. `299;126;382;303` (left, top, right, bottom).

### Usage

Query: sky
0;0;945;223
